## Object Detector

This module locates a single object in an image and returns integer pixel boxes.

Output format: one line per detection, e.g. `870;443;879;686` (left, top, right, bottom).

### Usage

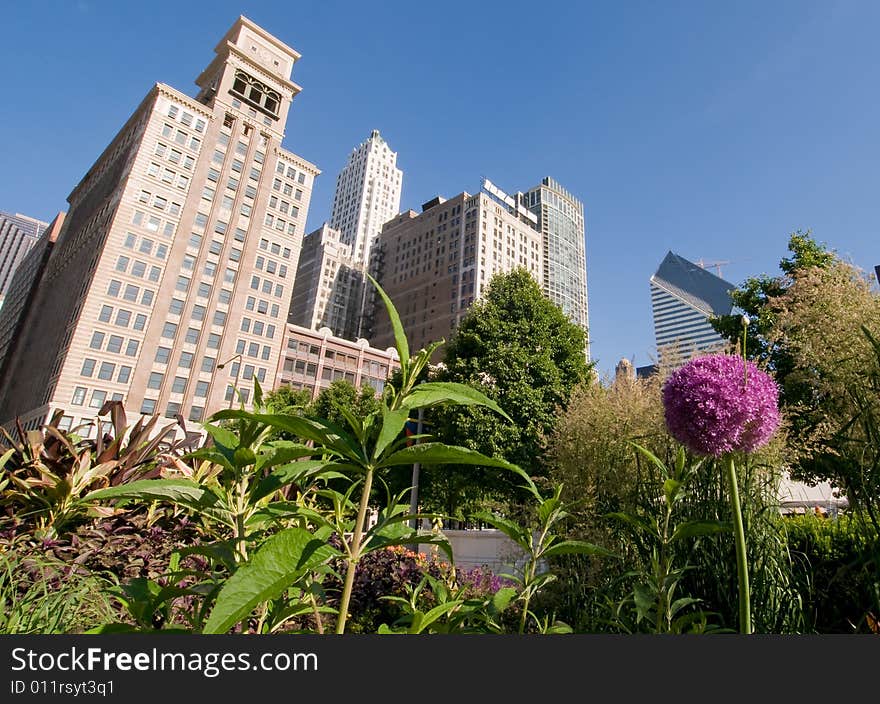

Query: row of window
106;278;155;307
98;304;148;331
132;209;175;238
122;232;168;260
154;345;218;368
71;387;125;409
166;103;207;134
89;330;139;357
239;317;276;339
80;359;132;384
115;255;162;282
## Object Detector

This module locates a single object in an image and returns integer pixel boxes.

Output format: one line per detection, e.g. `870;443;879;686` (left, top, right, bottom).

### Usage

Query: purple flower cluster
662;354;780;457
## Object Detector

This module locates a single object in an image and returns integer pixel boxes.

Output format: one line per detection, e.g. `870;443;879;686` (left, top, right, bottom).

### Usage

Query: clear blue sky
2;1;878;379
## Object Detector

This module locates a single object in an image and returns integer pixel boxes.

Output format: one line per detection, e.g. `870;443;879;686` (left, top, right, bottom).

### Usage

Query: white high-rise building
329;130;402;266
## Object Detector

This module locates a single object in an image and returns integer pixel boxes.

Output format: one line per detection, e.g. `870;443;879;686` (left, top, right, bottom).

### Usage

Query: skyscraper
367;178;543;356
0;16;319;432
289;223;364;339
329;130;402;266
524;177;589;359
649;250;734;368
0;211;49;310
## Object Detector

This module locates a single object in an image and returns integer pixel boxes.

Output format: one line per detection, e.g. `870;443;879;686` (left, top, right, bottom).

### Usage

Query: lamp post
217;353;243;409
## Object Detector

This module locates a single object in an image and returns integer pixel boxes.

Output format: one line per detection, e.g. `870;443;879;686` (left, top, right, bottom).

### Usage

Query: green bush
783;512;880;633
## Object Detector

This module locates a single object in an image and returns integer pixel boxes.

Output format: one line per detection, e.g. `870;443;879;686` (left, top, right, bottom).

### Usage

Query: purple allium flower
662;354;780;457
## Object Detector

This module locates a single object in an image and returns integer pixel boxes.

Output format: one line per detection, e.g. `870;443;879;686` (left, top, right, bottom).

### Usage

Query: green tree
423;268;592;518
710;230;835;390
261;385;312;441
309;380;382;428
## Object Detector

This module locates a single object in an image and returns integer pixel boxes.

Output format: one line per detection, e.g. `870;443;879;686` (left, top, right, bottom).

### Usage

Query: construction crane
696;259;732;278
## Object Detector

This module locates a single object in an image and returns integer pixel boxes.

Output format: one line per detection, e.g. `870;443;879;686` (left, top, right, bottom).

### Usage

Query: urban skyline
0;17;321;430
2;2;878;380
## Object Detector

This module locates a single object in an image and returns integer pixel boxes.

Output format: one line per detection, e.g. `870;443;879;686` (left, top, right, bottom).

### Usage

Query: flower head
662;354;780;457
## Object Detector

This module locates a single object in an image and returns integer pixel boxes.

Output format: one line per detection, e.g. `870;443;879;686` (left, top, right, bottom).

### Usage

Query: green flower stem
336;467;375;634
723;453;751;634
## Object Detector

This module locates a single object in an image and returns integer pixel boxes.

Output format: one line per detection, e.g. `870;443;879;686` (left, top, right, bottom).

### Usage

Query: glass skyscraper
525;177;589;359
650;250;734;368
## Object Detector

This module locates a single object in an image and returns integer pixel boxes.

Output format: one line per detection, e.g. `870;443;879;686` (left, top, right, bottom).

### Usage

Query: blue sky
2;1;878;379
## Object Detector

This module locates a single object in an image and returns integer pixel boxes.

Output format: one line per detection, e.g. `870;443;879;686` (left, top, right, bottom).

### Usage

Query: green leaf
84;479;218;512
633;583;656;622
255;442;317;472
542;540;616;560
202;422;240;450
400;382;513;423
629;442;669;479
251;460;339;502
377;443;535;491
662;478;682;508
670;520;731;543
605;511;659;538
368;274;409;368
373;408;412;461
473;511;531;552
203;527;340;634
411;600;466;633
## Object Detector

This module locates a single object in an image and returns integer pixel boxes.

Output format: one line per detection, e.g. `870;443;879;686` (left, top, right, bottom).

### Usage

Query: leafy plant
0;404;190;538
477;480;612;633
604;445;730;634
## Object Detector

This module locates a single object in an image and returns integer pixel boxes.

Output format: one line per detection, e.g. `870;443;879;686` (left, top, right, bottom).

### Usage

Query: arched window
229;70;280;118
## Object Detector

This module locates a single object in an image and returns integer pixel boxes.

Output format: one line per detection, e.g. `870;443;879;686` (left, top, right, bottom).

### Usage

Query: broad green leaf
368;274;409;368
373;408;412;461
251;460;339;502
233;446;256;468
255;442;317;472
473;510;530;552
84;479;217;511
542;539;616;560
670;520;731;543
202;422;240;451
605;511;659;538
203;527;340;634
670;597;702;617
491;586;518;612
633;583;656;622
377;443;535;490
663;478;682;508
412;600;466;633
400;382;513;423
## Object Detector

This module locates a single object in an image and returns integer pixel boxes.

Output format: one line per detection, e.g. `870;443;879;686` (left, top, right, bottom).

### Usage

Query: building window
147;372;163;390
179;352;194;369
155;347;170;364
89;390;107;409
106;335;124;354
141;398;157;415
80;359;96;377
90;332;104;350
117;366;132;383
171;377;187;394
99;305;113;323
97;362;115;381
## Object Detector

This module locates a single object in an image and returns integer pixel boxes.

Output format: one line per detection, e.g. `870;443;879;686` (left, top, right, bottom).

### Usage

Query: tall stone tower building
0;17;319;431
329;130;402;267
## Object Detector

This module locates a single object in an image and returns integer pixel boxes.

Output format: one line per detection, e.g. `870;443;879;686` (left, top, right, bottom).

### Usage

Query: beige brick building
275;324;399;398
367;179;543;356
0;17;319;432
